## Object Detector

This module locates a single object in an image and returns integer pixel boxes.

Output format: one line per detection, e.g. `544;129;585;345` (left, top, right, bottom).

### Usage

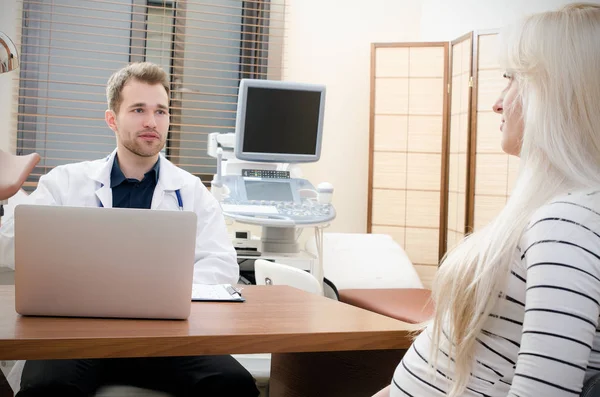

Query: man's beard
122;135;165;157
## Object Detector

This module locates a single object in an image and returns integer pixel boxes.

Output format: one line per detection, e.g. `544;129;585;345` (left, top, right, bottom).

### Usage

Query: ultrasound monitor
234;79;326;163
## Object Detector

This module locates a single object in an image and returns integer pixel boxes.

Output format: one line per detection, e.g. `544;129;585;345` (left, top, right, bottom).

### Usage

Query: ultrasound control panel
219;175;335;226
242;169;290;179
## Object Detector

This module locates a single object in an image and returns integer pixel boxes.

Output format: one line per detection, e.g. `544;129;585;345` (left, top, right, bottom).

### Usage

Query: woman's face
493;72;524;156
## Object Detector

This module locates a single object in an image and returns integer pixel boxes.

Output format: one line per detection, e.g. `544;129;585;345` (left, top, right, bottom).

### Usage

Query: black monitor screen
242;87;321;155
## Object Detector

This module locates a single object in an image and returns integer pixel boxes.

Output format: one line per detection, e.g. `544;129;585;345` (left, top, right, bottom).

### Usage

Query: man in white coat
0;62;259;397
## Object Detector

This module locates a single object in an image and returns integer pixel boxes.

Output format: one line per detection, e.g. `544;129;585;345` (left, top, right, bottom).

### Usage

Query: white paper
191;284;243;301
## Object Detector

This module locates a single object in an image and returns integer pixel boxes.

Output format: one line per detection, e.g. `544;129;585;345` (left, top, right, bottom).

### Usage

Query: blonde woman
374;3;600;397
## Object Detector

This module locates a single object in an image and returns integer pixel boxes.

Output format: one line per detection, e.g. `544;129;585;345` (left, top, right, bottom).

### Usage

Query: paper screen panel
413;264;438;289
446;35;472;250
375;47;410;78
369;43;447;278
371;189;406;226
472;33;514;231
373;115;408;152
372;152;407;189
370;226;406;248
406;116;443;154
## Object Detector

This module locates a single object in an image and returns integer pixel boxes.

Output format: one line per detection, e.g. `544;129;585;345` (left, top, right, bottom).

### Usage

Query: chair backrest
254;259;322;295
581;373;600;397
0;151;40;201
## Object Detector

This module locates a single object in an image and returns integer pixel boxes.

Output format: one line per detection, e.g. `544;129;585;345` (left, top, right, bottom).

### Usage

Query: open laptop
13;204;197;320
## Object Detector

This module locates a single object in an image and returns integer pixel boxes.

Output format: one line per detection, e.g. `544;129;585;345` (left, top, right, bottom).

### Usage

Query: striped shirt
392;190;600;396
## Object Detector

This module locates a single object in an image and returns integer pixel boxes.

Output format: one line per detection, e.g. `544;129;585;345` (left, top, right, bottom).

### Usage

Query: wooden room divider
367;42;449;289
469;32;520;232
368;31;520;288
446;32;473;250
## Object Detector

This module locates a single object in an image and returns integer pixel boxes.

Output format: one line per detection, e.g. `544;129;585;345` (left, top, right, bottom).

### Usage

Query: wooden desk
0;285;418;397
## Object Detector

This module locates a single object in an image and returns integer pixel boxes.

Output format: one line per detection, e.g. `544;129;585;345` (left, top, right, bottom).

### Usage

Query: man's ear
105;109;118;132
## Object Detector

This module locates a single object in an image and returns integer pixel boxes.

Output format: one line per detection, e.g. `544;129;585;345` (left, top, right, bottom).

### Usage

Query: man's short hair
106;62;170;113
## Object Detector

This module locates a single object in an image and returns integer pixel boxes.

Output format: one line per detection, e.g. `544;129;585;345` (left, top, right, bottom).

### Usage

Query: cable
237;258;252;266
314;225;325;293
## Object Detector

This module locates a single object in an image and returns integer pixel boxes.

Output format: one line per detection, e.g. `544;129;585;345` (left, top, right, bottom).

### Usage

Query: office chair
582;373;600;397
234;259;325;397
254;259;322;295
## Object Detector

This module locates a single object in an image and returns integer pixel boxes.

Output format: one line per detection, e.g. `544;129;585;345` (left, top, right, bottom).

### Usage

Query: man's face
105;79;170;157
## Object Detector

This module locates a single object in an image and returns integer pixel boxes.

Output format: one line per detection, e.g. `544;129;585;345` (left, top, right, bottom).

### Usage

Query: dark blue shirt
111;156;160;209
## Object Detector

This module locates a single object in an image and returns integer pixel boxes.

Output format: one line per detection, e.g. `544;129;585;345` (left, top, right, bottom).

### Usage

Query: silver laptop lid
14;205;197;320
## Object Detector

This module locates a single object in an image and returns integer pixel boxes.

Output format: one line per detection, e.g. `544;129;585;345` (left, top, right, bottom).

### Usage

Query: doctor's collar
110;155;160;188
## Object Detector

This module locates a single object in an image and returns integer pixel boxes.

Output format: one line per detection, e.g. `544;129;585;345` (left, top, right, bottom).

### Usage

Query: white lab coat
0;148;239;285
1;149;240;394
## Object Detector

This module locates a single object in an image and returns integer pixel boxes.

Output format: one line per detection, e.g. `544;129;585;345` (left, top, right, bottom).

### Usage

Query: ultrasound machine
207;79;335;286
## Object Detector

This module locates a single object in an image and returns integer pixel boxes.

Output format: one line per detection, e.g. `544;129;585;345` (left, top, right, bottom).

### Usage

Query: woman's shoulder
531;189;600;223
522;188;600;248
551;189;600;205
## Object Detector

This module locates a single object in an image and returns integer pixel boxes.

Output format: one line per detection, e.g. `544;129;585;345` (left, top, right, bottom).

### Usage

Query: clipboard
191;284;245;302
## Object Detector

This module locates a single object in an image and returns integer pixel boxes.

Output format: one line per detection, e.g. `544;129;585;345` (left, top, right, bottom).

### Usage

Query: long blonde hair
430;3;600;395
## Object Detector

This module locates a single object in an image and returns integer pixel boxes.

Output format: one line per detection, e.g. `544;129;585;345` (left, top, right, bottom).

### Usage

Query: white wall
283;0;422;235
0;0;19;153
420;0;600;41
